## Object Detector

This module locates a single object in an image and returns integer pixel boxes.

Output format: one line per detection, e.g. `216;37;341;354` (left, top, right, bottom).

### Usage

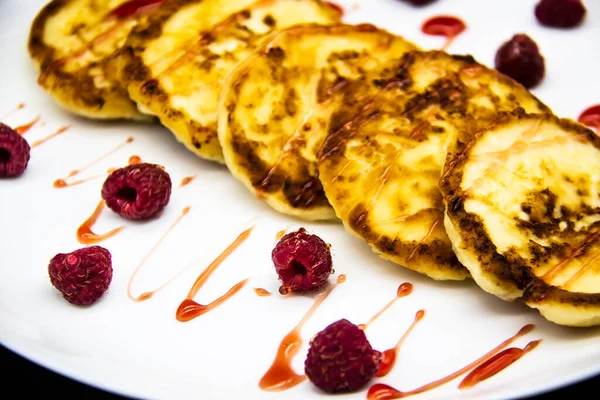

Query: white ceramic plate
1;0;599;399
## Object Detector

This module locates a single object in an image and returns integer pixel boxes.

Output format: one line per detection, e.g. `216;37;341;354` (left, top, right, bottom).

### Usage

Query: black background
2;344;597;398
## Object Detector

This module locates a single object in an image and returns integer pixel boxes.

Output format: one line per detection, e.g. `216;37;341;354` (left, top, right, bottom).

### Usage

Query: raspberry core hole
117;186;137;202
290;259;307;276
0;147;11;163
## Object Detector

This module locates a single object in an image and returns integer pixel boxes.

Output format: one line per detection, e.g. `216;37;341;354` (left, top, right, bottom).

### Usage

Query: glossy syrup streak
367;325;539;400
175;227;254;322
254;288;272;297
54;137;134;188
31;125;69;148
77;200;124;244
109;0;164;19
259;275;346;392
0;102;25;120
359;283;413;330
421;16;466;50
578;105;600;131
377;310;425;378
14;116;40;135
127;207;191;302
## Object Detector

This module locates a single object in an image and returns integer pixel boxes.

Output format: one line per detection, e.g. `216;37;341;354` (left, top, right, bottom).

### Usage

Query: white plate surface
1;0;599;399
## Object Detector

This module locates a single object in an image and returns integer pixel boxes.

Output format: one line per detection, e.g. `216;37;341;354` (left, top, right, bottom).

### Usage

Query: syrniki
317;51;549;280
441;111;600;326
218;24;418;220
120;0;341;162
28;0;162;119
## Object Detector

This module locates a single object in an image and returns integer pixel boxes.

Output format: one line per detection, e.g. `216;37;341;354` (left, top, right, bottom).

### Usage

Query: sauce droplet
180;175;196;187
254;288;272;297
175;226;254;322
421;16;466;51
109;0;164;19
377;309;424;378
0;103;25;120
77;200;124;244
128;155;142;165
128;207;191;302
361;283;413;330
31;125;69;148
367;324;535;400
259;274;346;392
14;116;40;135
459;340;542;389
578;105;600;131
275;228;288;241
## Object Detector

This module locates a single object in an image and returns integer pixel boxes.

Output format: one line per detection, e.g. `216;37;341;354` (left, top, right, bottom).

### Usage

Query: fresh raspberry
305;319;382;393
495;34;545;89
535;0;586;28
48;246;112;306
271;228;333;294
101;163;171;220
0;122;30;177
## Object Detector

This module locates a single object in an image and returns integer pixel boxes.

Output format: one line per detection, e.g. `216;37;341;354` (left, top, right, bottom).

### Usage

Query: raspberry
271;228;333;293
0;122;30;177
101;163;171;220
495;34;545;89
535;0;586;28
48;246;112;306
398;0;438;6
305;319;382;393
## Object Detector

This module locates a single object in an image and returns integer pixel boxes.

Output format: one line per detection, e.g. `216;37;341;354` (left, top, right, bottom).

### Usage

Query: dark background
2;344;596;398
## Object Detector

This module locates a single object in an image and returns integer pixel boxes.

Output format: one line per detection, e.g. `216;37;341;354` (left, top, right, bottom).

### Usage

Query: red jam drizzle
180;175;196;187
77;200;124;244
175;227;254;322
128;155;142;165
259;274;346;392
128;207;191;301
325;2;344;16
459;340;542;389
421;16;466;51
367;324;536;400
14;116;40;135
578;105;600;131
31;125;69;148
359;283;413;330
542;232;600;283
109;0;164;19
0;103;25;120
254;288;272;297
54;137;133;188
377;309;425;378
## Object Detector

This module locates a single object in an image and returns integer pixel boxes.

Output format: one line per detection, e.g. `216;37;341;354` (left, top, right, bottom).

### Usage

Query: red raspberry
305;319;382;393
101;163;172;220
535;0;586;28
0;122;30;177
48;246;113;306
495;34;545;89
271;228;333;294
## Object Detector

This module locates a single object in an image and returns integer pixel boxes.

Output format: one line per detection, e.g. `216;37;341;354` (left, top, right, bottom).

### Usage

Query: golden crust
218;23;417;220
440;110;600;326
28;0;151;119
317;51;549;280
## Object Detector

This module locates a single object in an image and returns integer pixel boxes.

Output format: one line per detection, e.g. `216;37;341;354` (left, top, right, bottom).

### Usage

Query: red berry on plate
0;122;30;177
101;162;172;220
305;319;382;393
535;0;586;28
272;228;333;294
495;34;545;89
48;246;113;306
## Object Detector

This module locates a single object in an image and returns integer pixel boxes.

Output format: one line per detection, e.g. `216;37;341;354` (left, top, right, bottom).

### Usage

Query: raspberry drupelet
271;228;333;294
305;319;382;393
101;163;172;220
495;34;545;89
48;246;113;306
0;122;30;177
